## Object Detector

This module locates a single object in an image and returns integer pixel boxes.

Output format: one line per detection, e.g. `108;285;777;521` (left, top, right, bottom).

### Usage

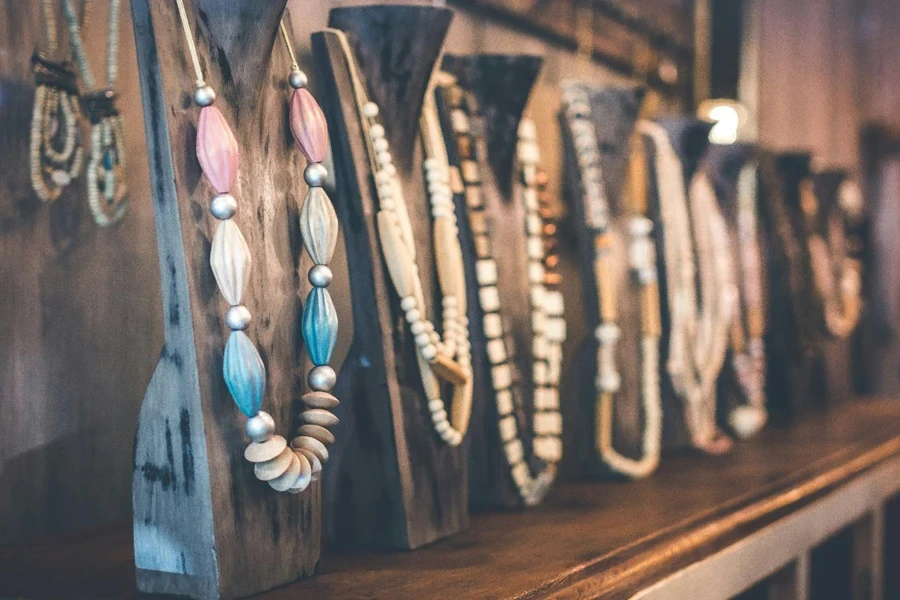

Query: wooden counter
2;398;898;599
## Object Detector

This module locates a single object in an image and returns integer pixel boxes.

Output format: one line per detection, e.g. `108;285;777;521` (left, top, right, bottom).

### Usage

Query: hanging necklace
63;0;128;226
173;0;337;493
638;120;732;454
439;75;564;504
799;177;863;339
727;163;767;438
562;84;661;478
331;29;472;447
30;0;85;202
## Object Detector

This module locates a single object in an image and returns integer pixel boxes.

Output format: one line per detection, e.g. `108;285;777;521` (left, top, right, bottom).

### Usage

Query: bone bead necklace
637;120;733;454
799;177;863;340
440;76;564;505
562;84;661;478
173;0;338;493
30;0;85;202
727;163;768;439
63;0;128;226
332;29;472;447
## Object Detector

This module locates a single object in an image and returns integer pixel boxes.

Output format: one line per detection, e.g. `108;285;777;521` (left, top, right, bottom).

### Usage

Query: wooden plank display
557;84;651;476
311;6;469;548
129;1;320;598
703;143;768;437
642;117;714;450
439;54;548;508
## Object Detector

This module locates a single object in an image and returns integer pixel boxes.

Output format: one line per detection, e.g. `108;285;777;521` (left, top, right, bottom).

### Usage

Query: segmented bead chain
562;84;662;478
30;0;84;202
63;0;128;226
333;29;472;447
174;0;338;493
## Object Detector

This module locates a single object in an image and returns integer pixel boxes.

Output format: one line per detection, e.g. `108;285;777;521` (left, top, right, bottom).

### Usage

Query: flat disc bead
296;447;322;476
196;105;239;194
299;408;339;427
297;424;336;445
301;390;339;409
287;452;313;493
291;435;329;463
244;435;287;462
254;446;294;481
290;88;328;163
268;452;302;492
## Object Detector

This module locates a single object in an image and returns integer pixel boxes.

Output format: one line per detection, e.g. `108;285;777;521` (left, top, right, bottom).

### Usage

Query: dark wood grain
130;1;319;597
314;5;468;550
2;397;898;600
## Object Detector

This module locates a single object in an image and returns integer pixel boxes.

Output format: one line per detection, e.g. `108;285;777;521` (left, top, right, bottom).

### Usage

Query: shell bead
302;287;338;366
196;105;239;194
210;219;252;306
290;87;329;163
300;187;339;265
223;331;266;417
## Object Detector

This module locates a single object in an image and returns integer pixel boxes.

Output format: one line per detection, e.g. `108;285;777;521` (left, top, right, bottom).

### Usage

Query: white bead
370;124;385;139
405;308;421;324
363;102;379;118
421;344;437;360
400;296;416;311
210;219;252;306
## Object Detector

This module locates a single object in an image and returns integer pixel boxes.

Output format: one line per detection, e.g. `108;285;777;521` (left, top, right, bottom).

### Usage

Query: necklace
30;0;85;202
332;29;472;447
638;120;732;454
727;163;767;438
799;177;863;339
63;0;128;226
562;84;661;478
173;0;338;493
440;75;563;505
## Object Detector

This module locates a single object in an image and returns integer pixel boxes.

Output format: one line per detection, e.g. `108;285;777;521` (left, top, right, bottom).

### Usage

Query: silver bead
304;163;328;187
245;411;275;442
226;305;252;330
210;193;237;220
308;264;333;287
288;70;308;90
308;365;336;391
194;85;217;107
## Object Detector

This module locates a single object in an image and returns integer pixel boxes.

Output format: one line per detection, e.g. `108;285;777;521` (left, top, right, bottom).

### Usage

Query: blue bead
223;331;266;417
302;287;338;366
103;147;117;170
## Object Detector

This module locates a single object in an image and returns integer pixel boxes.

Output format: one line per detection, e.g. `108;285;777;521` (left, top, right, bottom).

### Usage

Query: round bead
308;365;336;391
370;124;385;139
308;264;333;287
245;411;275;442
363;102;379;118
210;193;237;220
288;70;308;90
400;296;416;311
304;163;328;187
225;305;252;330
194;85;217;107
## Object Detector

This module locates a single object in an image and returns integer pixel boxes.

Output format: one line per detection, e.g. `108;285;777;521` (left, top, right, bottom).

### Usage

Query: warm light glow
697;99;748;145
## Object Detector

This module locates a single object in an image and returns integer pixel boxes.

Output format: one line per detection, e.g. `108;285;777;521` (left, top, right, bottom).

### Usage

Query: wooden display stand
439;54;547;508
558;84;650;476
129;1;320;598
312;6;468;548
643;117;715;450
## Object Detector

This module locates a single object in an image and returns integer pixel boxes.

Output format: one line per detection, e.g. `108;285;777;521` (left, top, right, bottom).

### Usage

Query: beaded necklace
638;120;733;453
562;84;661;478
440;76;564;505
63;0;128;226
173;0;339;493
332;29;472;447
727;163;767;438
30;0;84;202
799;178;863;340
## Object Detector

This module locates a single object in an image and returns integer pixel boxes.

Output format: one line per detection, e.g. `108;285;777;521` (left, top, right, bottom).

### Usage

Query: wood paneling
0;0;161;544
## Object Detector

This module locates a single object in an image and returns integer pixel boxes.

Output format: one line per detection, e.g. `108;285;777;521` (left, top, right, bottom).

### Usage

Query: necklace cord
174;0;206;87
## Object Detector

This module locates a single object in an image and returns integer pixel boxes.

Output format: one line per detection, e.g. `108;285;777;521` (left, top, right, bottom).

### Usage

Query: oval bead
223;330;266;417
299;187;339;265
302;287;338;366
196;105;239;194
290;88;328;163
210;219;252;306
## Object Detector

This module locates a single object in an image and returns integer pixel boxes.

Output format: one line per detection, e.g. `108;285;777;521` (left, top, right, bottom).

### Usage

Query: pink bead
290;88;328;163
196;105;239;194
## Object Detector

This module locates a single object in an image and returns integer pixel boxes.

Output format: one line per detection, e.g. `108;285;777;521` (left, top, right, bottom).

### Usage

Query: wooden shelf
1;398;898;599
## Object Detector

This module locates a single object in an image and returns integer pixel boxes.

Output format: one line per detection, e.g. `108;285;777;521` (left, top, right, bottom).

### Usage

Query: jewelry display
727;162;767;438
799;177;863;340
562;84;661;478
440;74;564;504
63;0;128;226
30;0;84;202
638;120;733;454
173;0;336;493
332;29;472;447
